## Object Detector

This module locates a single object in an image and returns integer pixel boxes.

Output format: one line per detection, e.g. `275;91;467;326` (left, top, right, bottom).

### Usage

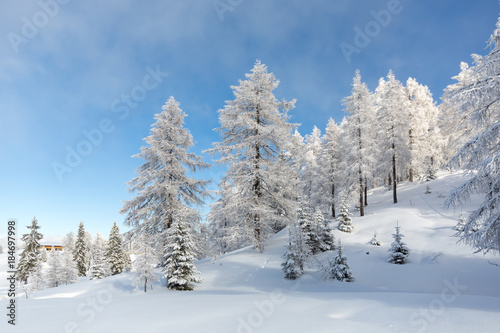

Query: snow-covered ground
1;171;499;332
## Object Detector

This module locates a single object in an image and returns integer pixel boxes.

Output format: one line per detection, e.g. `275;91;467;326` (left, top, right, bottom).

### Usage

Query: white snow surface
1;171;499;332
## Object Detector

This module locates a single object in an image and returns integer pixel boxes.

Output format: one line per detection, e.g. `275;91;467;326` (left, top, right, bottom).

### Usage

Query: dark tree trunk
392;150;398;204
253;106;263;252
331;184;336;218
364;178;368;206
359;168;364;217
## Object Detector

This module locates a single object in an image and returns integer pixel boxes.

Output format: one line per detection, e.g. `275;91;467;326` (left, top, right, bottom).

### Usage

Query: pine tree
133;236;160;292
162;220;202;291
326;240;354;282
46;250;63;288
207;61;298;252
62;232;76;255
300;205;321;255
60;250;78;285
455;214;466;231
387;222;410;264
120;97;210;243
341;70;377;216
106;222;126;275
281;227;303;280
316;207;335;252
337;199;354;233
73;222;88;277
302;126;326;210
444;17;500;254
29;259;45;292
17;217;43;284
370;231;381;246
90;232;108;279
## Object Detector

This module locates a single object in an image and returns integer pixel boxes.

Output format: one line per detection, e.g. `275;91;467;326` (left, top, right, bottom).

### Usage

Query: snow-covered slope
1;171;499;333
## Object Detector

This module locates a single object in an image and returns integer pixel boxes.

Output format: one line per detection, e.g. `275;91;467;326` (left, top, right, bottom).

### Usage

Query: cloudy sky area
0;0;498;240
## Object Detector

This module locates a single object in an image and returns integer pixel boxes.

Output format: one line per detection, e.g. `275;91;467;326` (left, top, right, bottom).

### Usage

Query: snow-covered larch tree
162;218;202;291
90;232;108;280
375;71;411;204
60;250;78;285
73;222;88;277
320;118;342;218
17;217;43;284
106;222;126;275
387;222;410;264
29;259;45;292
120;96;210;240
341;70;377;216
206;60;298;252
62;232;76;256
133;235;160;292
444;17;500;254
302;126;326;210
46;250;63;288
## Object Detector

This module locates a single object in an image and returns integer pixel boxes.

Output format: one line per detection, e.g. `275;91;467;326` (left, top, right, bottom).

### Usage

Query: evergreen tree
281;227;304;280
120;96;210;241
0;244;3;254
133;236;160;292
316;208;335;252
17;217;43;284
370;231;381;246
73;222;88;277
387;223;410;264
60;250;78;285
341;70;377;216
162;220;202;290
337;199;354;233
90;232;108;279
444;17;500;254
455;214;466;231
106;222;126;275
301;126;326;210
207;61;298;252
326;240;354;282
29;259;45;292
46;250;63;288
300;205;321;255
62;232;76;255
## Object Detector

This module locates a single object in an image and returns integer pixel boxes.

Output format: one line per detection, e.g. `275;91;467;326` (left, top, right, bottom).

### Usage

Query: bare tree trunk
364;178;368;206
254;106;263;252
392;150;398;204
359;168;364;217
331;184;336;218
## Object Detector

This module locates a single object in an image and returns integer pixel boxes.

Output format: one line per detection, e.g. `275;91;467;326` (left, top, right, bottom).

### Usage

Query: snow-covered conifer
341;70;377;216
455;214;466;232
73;222;88;277
17;217;43;284
62;232;76;255
206;61;298;252
370;231;381;246
444;17;500;254
120;96;210;241
60;250;78;285
316;207;335;252
337;199;354;233
300;205;321;255
281;225;304;280
320;119;342;218
29;259;45;292
90;233;108;279
106;222;126;275
387;223;410;264
133;236;160;292
326;240;354;282
46;250;63;288
162;219;202;290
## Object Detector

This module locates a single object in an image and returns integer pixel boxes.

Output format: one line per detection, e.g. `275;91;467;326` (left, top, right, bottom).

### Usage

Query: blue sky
0;0;498;240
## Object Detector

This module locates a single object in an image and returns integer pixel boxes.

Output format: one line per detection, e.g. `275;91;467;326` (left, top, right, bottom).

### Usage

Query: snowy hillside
1;171;499;333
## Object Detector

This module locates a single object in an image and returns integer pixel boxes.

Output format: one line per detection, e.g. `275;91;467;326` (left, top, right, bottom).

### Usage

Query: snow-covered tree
62;232;76;255
337;199;354;233
120;96;210;240
90;232;108;280
326;240;354;282
444;17;500;254
301;126;326;209
300;204;321;255
387;223;410;264
0;244;3;253
29;259;45;292
46;250;63;288
132;236;160;292
281;225;305;280
316;207;335;252
370;231;381;246
341;70;377;216
106;222;126;275
162;219;202;290
375;71;411;204
73;222;88;277
320;118;342;218
207;61;298;252
60;251;78;285
17;217;43;284
455;214;466;232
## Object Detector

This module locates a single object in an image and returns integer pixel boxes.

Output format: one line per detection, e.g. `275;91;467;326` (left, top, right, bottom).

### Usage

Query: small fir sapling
387;222;410;264
337;199;354;233
326;240;354;282
370;231;381;246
